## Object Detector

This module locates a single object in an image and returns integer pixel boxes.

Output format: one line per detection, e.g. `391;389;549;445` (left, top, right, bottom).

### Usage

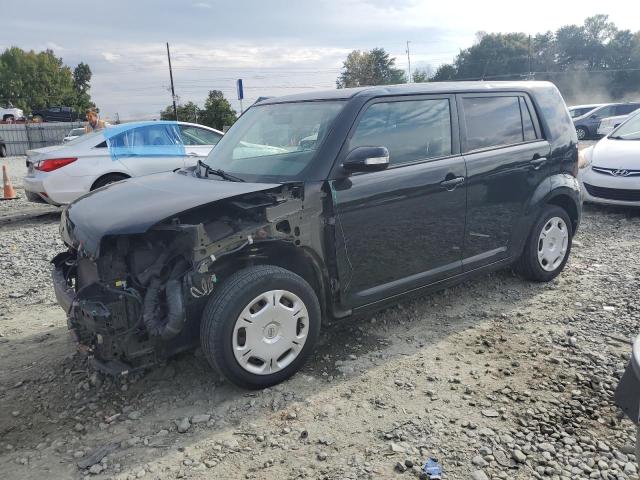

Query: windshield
610;112;640;140
569;107;596;118
202;101;345;181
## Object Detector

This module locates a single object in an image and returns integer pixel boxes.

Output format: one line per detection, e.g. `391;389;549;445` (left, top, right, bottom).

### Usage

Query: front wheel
200;265;321;389
576;126;588;141
515;206;573;282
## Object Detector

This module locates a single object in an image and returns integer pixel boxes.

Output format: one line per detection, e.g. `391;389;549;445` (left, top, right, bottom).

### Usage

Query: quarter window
520;98;537;141
463;96;533;151
350;99;452;166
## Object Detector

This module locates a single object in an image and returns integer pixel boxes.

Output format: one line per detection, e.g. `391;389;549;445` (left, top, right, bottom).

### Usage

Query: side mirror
342;146;390;173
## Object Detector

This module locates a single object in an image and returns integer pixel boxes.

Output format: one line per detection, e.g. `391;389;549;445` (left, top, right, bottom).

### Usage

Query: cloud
192;2;211;8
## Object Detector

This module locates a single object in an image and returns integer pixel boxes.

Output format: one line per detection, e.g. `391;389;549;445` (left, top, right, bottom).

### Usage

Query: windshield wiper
197;160;245;182
609;135;625;140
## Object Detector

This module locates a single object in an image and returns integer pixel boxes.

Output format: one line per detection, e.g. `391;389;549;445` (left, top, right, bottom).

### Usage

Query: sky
2;0;638;120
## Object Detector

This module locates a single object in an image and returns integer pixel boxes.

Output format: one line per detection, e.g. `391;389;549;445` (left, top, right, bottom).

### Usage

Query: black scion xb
52;81;581;388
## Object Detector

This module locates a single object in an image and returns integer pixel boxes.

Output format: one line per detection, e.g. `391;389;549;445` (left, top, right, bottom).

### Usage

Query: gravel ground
2;143;640;480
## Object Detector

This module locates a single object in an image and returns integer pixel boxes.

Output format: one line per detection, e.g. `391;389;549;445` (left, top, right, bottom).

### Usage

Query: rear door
458;93;550;271
178;125;223;166
108;124;186;176
330;95;467;307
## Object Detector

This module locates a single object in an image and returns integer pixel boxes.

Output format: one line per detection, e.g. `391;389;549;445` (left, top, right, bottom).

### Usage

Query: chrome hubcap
576;128;585;140
537;217;569;272
232;290;309;375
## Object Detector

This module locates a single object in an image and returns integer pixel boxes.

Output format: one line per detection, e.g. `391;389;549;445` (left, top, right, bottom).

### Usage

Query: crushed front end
51;180;325;376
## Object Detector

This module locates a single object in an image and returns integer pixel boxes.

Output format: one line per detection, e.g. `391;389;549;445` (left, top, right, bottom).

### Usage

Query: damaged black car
52;81;582;389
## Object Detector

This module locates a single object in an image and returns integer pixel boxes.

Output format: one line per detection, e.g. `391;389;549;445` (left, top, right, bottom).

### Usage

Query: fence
0;122;85;156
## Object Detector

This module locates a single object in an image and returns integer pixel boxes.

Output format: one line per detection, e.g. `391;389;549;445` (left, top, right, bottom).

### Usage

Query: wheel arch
214;242;331;321
90;171;131;190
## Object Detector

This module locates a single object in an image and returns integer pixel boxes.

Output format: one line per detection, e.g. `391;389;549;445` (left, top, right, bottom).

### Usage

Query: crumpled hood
61;171;280;257
592;137;640;170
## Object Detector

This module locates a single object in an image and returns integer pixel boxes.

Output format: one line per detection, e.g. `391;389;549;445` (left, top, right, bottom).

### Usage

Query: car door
458;93;550;271
330;95;466;308
108;124;186;176
178;125;223;166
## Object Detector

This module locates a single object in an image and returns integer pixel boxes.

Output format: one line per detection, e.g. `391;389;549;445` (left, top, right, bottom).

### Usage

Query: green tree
336;48;406;88
160;101;201;122
431;64;457;81
72;62;95;113
0;47;94;114
412;67;432;83
198;90;237;130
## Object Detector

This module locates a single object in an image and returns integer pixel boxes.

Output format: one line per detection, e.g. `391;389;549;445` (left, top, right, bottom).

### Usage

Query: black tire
91;173;129;190
576;126;588;141
516;205;573;282
200;265;321;389
3;115;14;123
0;144;6;158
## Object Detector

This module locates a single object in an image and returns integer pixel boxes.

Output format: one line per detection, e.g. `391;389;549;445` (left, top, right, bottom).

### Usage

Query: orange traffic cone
2;165;18;200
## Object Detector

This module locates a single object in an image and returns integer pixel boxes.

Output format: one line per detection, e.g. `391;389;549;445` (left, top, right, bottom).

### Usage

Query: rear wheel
2;115;14;123
576;126;588;140
200;265;321;389
91;173;129;190
516;205;572;282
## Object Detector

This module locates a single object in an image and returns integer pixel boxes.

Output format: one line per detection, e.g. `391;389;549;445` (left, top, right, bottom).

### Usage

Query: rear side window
350;98;452;166
463;96;524;151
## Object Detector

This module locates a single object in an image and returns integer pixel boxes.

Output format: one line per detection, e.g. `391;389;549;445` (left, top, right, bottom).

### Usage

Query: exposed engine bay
52;183;331;375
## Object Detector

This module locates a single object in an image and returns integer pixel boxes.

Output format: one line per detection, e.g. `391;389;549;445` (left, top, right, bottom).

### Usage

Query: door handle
530;156;547;170
440;176;465;190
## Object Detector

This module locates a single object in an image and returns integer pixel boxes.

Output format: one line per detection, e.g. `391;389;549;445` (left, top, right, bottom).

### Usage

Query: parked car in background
573;103;640;140
23;121;223;205
51;81;581;389
62;127;86;143
568;104;605;119
597;108;640;137
31;106;80;123
0;104;24;122
0;135;6;157
579;110;640;206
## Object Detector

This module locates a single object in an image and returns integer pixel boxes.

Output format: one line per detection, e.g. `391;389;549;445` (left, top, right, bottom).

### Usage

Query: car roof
569;104;606;109
104;120;223;135
258;81;559;104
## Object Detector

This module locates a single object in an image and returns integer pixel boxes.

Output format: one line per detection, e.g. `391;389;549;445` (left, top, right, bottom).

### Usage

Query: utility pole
166;42;178;120
406;40;412;83
528;35;532;79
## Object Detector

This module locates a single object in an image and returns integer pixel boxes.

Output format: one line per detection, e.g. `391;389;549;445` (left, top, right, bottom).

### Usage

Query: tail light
35;157;77;172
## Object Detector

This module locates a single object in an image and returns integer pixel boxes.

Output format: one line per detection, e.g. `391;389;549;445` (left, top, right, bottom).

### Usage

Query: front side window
570;107;594;118
463;96;526;151
203;101;345;180
179;126;222;146
350;98;452;166
593;106;616;118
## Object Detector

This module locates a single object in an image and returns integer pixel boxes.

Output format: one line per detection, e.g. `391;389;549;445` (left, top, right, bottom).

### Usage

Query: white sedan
24;121;223;205
579;111;640;207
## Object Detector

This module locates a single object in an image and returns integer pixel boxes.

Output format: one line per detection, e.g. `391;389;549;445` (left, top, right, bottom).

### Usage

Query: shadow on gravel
0;266;549;465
